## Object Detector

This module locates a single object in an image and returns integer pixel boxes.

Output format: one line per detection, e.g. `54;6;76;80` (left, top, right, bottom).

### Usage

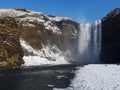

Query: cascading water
78;20;101;64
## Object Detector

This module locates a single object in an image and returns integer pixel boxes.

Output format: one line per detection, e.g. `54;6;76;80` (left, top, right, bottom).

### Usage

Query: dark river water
0;65;77;90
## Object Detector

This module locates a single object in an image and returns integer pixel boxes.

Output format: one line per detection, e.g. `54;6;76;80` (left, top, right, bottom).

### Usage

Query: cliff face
101;8;120;63
19;14;79;53
0;8;120;68
16;9;79;64
0;17;24;69
0;9;79;67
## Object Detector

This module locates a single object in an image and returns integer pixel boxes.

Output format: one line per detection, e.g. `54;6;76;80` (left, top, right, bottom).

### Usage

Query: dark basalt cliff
101;8;120;63
0;17;24;69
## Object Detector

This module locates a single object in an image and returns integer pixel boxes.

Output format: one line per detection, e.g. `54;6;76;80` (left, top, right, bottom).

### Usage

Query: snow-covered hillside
54;64;120;90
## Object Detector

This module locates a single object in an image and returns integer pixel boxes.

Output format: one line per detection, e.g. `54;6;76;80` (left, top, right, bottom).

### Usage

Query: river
0;64;77;90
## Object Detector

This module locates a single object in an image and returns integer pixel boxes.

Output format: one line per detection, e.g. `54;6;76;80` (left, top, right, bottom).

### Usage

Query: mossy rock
0;17;24;69
0;44;8;61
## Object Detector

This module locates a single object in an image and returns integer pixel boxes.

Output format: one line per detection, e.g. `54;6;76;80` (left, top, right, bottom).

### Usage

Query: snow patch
0;9;29;17
20;38;69;66
57;75;67;79
47;84;54;88
19;16;45;23
48;16;70;22
0;9;43;17
23;56;69;66
20;38;36;54
44;21;61;34
30;11;43;15
54;64;120;90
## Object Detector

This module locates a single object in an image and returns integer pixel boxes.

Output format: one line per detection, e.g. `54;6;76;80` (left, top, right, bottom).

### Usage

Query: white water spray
78;20;101;63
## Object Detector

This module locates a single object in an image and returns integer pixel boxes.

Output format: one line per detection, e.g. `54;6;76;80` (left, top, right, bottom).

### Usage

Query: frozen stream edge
54;64;120;90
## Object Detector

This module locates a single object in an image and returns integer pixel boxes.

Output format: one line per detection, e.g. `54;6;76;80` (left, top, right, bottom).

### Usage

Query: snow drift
54;64;120;90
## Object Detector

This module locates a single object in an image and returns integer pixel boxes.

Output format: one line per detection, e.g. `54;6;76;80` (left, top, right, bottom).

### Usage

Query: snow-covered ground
23;56;69;66
54;64;120;90
20;38;69;66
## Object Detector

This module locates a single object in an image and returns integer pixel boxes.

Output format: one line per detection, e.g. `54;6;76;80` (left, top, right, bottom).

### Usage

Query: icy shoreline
54;64;120;90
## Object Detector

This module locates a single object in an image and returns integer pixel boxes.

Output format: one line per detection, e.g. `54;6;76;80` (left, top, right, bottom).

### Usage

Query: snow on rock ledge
0;9;43;17
0;9;71;34
20;38;69;66
23;56;69;66
47;16;70;22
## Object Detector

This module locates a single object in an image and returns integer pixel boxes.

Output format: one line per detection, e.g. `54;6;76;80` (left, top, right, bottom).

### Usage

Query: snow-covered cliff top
0;9;71;34
0;9;70;22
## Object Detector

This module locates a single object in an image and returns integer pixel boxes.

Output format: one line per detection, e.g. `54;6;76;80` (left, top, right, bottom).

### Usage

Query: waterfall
78;20;101;64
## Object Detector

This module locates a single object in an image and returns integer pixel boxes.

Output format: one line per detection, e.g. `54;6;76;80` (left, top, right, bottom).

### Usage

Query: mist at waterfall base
74;20;101;64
